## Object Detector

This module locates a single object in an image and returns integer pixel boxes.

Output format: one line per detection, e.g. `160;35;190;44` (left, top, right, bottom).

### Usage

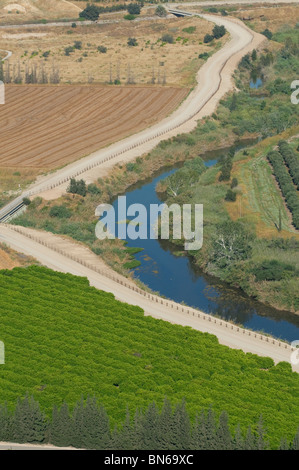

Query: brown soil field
0;84;188;169
0;16;219;86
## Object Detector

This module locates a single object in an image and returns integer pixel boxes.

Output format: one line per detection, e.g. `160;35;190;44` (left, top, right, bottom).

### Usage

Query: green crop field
0;266;298;447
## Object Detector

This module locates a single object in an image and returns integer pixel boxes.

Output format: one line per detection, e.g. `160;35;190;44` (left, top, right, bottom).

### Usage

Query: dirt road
20;13;265;202
0;224;297;371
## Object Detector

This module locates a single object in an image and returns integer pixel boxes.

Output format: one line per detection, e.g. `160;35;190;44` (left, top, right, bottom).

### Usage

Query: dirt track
0;85;188;169
16;13;265;201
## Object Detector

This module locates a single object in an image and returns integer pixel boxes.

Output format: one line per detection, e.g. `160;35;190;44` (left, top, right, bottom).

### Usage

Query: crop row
0;266;298;446
278;140;299;190
267;150;299;229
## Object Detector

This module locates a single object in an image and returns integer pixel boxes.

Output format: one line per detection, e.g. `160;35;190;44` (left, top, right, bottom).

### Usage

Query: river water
111;144;299;342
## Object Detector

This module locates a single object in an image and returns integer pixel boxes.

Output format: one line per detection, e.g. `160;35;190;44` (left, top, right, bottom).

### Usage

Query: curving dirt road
2;12;265;208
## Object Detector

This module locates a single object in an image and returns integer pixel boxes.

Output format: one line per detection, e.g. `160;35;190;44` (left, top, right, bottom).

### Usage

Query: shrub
71;22;77;28
225;189;237;202
252;260;296;281
127;3;141;15
87;184;101;195
97;45;107;53
124;14;136;20
22;197;31;206
79;5;101;21
261;29;273;40
64;46;74;56
231;178;238;189
67;178;87;197
212;25;226;39
74;41;82;50
155;6;167;17
127;37;138;47
49;205;72;219
161;34;174;44
204;34;214;44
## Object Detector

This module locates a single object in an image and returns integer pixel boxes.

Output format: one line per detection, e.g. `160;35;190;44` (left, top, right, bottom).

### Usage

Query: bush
67;178;87;197
97;45;107;53
49;205;72;219
79;5;101;21
64;46;74;56
155;5;167;17
212;25;226;39
231;178;238;189
204;34;214;44
127;37;138;47
261;29;273;40
124;14;136;20
71;22;77;28
127;3;141;15
225;189;237;202
161;34;174;44
252;260;296;281
22;197;31;206
74;41;82;50
87;184;101;195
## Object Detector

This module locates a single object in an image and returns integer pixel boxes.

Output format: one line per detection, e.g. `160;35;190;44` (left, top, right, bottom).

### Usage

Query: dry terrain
0;241;36;268
0;0;81;24
0;16;221;86
0;84;188;169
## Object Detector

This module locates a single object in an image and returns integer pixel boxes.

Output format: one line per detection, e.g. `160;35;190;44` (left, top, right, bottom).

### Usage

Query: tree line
0;395;298;450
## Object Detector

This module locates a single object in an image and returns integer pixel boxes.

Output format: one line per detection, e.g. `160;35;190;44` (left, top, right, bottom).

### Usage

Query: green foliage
161;34;174;44
267;150;299;230
124;14;136;21
87;184;101;195
204;34;214;44
127;37;138;47
155;5;167;17
97;45;107;53
127;3;141;15
67;178;87;197
252;259;296;282
225;189;237;202
182;26;196;34
212;25;226;39
261;29;273;40
73;41;82;50
22;197;31;206
49;205;72;219
79;4;101;21
0;266;298;448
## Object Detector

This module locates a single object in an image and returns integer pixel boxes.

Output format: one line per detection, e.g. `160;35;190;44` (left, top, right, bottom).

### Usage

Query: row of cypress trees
0;395;298;450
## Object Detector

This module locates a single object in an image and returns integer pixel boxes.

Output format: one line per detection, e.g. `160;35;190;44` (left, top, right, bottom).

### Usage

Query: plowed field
0;85;188;169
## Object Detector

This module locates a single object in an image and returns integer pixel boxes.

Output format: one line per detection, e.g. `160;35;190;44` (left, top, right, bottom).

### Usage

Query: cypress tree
244;425;257;450
216;411;233;450
157;398;176;449
233;423;245;450
49;403;73;447
0;403;13;441
140;402;160;450
256;415;268;450
279;437;289;450
292;427;299;450
12;395;47;444
173;400;191;450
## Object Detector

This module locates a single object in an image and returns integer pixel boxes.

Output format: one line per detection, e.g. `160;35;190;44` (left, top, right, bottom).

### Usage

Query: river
111;143;299;342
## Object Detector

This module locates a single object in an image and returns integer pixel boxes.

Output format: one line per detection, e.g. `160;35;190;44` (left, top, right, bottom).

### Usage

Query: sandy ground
0;224;297;372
